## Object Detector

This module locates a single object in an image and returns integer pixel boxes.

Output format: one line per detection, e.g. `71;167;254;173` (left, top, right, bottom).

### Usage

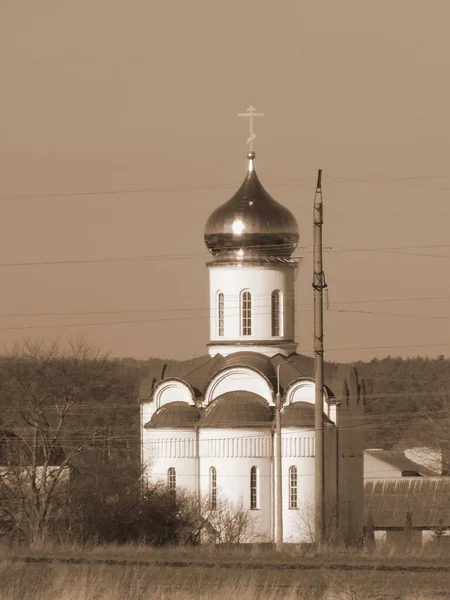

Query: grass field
2;543;450;599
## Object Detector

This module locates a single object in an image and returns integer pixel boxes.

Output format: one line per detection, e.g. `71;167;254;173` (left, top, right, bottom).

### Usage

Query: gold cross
238;105;264;151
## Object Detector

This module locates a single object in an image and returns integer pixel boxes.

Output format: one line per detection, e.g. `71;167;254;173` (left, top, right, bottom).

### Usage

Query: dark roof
139;351;358;418
201;391;273;428
365;478;450;529
281;401;332;428
221;352;276;386
145;402;201;429
139;352;359;407
365;450;437;477
204;152;299;262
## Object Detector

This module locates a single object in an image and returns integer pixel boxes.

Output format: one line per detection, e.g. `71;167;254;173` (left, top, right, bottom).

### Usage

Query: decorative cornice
206;259;299;269
207;339;296;347
145;433;315;459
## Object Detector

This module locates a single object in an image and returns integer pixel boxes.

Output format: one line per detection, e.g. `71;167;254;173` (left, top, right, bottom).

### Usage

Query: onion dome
145;402;201;429
281;401;331;428
202;391;273;428
204;152;299;262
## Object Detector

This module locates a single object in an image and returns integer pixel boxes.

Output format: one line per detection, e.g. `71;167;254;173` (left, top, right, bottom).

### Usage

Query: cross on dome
238;105;264;152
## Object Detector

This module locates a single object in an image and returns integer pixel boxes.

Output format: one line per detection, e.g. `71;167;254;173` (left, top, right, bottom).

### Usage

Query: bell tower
204;148;300;357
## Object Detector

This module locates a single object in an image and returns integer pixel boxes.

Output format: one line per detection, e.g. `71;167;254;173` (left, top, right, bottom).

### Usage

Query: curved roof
201;391;273;428
145;402;201;429
139;352;361;410
281;401;332;428
221;351;276;385
204;152;299;262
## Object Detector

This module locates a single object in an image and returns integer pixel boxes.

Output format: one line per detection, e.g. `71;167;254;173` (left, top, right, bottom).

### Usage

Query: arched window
167;467;176;496
209;466;217;510
271;290;282;336
289;466;298;509
250;466;258;510
241;290;252;336
217;292;224;337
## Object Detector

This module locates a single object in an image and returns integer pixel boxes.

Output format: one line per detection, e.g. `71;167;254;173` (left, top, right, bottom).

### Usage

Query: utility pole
274;369;283;552
313;169;326;545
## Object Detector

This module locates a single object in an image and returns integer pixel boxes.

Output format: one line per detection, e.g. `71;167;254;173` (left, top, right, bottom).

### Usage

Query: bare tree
172;492;257;545
294;495;338;545
0;338;135;545
200;495;256;544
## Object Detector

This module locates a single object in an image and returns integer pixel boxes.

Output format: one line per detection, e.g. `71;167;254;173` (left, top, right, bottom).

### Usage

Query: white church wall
204;367;273;405
208;265;296;356
326;401;337;425
142;428;198;494
284;378;330;409
281;429;316;543
141;400;157;428
199;428;273;540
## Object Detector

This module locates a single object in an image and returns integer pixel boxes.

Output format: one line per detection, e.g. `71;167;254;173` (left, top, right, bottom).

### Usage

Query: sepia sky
0;0;449;362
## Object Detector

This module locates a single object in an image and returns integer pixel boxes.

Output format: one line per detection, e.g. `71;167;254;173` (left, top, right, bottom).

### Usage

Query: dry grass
0;560;448;600
3;539;450;568
0;561;320;600
1;543;450;599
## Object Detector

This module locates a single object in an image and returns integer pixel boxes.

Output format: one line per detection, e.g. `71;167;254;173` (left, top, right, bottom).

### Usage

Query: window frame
289;465;298;510
241;290;252;336
250;466;259;510
271;289;283;337
217;292;224;337
209;466;217;510
167;467;176;496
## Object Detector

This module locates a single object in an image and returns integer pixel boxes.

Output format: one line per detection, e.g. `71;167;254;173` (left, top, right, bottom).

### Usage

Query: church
139;140;364;544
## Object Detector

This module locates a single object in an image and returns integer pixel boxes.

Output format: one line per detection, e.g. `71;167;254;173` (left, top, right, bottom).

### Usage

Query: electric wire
1;173;450;202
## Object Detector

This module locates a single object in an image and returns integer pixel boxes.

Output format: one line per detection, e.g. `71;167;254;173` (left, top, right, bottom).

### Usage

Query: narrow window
241;290;252;336
217;292;224;336
167;467;176;497
250;466;258;510
209;466;217;510
271;290;282;336
289;466;298;509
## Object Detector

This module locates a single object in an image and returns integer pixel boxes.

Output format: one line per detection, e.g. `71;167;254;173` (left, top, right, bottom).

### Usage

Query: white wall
364;453;402;479
208;263;297;356
281;429;316;543
142;428;198;494
199;428;273;540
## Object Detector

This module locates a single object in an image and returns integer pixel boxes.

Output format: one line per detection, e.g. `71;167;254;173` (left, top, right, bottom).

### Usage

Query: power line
330;308;450;322
2;292;450;319
1;173;450;202
0;242;448;270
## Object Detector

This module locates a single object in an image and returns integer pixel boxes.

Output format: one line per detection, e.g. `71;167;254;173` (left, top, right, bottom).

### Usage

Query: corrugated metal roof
364;478;450;529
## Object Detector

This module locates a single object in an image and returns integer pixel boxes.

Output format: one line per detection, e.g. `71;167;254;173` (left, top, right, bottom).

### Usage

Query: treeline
0;341;253;545
355;355;450;449
1;343;449;545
